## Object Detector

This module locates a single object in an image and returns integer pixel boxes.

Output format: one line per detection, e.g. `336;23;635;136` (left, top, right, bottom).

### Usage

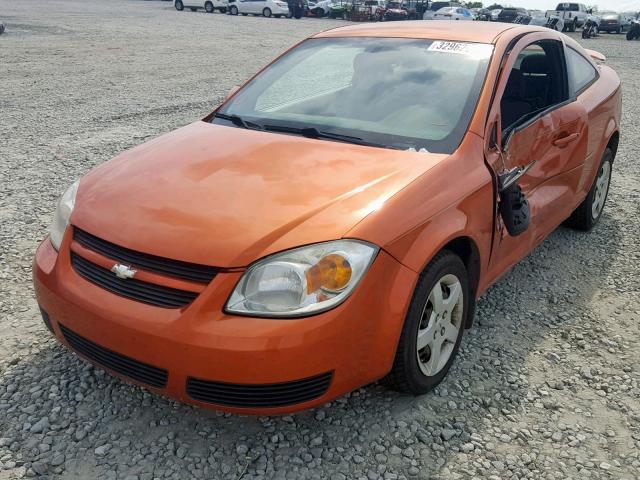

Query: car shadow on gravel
0;216;623;479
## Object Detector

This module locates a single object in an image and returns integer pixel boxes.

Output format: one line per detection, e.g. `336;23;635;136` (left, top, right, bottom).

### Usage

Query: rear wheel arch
607;131;620;160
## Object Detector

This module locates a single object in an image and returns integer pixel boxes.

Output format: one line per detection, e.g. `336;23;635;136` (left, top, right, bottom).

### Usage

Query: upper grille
60;324;168;389
71;253;198;308
186;372;333;408
73;228;218;284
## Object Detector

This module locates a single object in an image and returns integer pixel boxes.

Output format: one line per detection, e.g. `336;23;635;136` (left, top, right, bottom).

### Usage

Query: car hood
72;121;446;268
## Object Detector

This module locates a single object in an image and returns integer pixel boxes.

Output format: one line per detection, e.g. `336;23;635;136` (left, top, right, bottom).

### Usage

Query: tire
229;4;238;14
175;0;184;10
314;7;324;16
566;148;613;231
263;7;271;16
384;251;471;395
205;1;214;12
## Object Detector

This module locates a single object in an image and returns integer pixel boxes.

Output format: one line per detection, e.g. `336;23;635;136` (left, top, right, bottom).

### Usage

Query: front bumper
33;230;417;414
599;23;621;31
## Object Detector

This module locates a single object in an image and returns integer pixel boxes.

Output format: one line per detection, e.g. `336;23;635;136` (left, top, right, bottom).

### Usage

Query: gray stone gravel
1;1;640;479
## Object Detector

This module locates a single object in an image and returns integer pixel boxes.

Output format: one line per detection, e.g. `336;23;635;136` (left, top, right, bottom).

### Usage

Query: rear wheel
566;148;613;231
175;0;184;10
205;1;214;12
385;251;471;395
263;7;272;16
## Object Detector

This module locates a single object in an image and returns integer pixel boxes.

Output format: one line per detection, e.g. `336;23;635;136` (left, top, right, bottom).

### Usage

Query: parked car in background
311;0;333;16
35;22;621;415
582;15;599;38
422;1;459;20
228;0;289;16
381;0;408;20
490;8;501;21
174;0;228;13
497;7;530;24
627;19;640;39
328;1;351;18
474;8;490;21
545;3;589;32
433;6;472;20
0;22;4;35
620;13;633;29
529;10;565;31
599;13;626;33
402;0;429;20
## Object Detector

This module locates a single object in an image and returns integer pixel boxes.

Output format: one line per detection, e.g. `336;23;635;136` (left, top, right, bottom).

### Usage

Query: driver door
484;34;589;282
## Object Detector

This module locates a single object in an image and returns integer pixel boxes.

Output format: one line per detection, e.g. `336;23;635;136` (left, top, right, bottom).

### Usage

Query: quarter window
566;47;598;95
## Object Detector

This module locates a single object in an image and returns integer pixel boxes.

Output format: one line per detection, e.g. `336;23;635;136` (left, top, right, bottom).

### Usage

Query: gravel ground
1;2;639;479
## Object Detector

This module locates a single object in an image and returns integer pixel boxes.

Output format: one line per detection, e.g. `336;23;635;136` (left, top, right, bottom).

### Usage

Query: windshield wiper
213;112;262;130
262;124;388;148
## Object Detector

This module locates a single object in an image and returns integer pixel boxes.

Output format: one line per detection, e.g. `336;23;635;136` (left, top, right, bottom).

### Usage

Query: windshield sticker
428;41;493;59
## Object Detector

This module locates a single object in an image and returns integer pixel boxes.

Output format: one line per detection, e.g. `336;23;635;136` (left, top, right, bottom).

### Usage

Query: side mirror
225;85;240;100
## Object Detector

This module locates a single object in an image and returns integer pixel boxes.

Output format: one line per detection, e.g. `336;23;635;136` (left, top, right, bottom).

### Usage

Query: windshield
214;38;493;153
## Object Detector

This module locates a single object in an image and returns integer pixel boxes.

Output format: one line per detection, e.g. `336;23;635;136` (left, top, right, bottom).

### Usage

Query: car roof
313;20;525;43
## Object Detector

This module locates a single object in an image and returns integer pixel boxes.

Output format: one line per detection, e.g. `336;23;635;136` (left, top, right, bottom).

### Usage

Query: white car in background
174;0;229;13
229;0;290;17
311;0;334;16
432;6;473;20
490;8;501;20
422;1;459;20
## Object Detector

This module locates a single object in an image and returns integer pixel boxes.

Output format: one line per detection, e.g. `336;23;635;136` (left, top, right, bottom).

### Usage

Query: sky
504;0;640;10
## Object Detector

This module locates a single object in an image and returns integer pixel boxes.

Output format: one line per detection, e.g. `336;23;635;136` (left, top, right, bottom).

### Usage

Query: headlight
226;240;379;317
49;179;80;251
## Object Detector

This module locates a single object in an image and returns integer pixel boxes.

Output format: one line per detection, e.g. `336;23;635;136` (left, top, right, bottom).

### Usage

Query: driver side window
500;41;569;133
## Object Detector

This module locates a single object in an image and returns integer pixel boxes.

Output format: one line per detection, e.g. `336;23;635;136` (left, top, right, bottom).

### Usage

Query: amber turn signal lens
306;254;352;294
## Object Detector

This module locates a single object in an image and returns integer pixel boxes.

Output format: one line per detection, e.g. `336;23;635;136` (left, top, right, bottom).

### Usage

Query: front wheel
229;5;238;14
384;251;471;395
263;7;271;16
205;1;214;12
566;148;613;231
175;0;184;10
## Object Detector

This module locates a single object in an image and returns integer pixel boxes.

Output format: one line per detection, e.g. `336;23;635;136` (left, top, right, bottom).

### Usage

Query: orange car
33;22;621;414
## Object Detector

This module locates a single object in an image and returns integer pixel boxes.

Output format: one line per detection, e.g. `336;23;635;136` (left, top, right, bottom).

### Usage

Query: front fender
348;133;495;296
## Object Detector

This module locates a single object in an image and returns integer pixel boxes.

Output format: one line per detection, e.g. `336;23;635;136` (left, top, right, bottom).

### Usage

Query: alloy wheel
416;274;464;376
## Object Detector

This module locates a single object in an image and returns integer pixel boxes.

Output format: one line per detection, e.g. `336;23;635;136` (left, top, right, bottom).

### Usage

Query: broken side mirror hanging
496;130;534;237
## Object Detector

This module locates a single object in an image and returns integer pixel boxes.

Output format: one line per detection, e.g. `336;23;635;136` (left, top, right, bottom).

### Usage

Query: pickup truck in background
545;2;590;32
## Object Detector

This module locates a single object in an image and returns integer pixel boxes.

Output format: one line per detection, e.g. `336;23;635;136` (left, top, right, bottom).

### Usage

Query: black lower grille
186;372;333;408
60;324;168;388
73;228;218;284
71;253;198;308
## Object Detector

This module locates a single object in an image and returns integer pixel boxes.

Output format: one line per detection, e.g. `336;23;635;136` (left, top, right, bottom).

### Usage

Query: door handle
553;132;580;148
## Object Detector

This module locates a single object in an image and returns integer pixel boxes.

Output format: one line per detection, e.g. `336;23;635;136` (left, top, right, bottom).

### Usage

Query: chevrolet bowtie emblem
111;264;137;279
